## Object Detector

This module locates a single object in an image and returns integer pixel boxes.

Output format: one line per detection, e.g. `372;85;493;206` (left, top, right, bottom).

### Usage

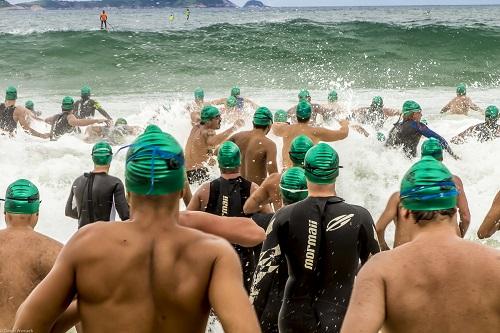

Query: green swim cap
376;132;386;142
125;125;185;196
62;96;74;111
400;156;457;211
304;143;340;184
25;100;34;111
402;100;422;117
421;118;428;125
456;83;466;96
298;89;310;100
115;118;128;126
289;135;314;166
296;100;312;121
226;96;237;108
200;105;220;124
92;141;113;166
328;90;338;102
372;96;383;108
194;87;204;100
421;138;443;161
274;109;288;123
280;167;308;204
485;105;499;120
3;179;40;215
217;141;241;170
253;107;273;126
231;86;240;97
6;86;17;101
81;86;91;97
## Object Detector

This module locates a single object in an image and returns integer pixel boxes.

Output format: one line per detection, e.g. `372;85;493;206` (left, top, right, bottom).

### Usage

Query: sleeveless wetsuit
251;196;379;333
74;98;110;119
50;112;73;139
462;122;500;142
65;172;130;229
205;176;255;291
0;104;17;134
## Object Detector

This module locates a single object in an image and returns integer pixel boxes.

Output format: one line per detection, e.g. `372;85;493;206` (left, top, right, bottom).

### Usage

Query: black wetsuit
50;112;74;139
205;176;255;291
0;103;17;134
251;196;379;333
386;119;451;158
236;96;245;110
65;172;130;229
74;98;111;119
459;122;500;143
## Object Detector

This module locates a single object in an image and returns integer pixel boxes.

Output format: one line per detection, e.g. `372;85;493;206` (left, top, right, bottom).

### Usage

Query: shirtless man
0;86;49;138
244;134;314;213
186;87;206;125
451;105;500;144
274;100;349;168
351;96;399;131
441;83;482;115
477;191;500;239
14;125;261;333
0;179;62;329
229;107;277;185
376;138;470;250
185;105;244;185
320;90;347;119
341;157;500;333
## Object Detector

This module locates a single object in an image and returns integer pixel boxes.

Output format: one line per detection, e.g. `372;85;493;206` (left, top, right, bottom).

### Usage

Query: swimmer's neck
128;193;181;228
5;216;36;229
92;165;110;174
307;183;337;197
251;128;268;136
410;216;459;242
221;172;241;180
5;100;15;107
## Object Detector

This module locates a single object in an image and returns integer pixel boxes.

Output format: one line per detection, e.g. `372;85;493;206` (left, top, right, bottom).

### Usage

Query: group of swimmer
0;82;499;333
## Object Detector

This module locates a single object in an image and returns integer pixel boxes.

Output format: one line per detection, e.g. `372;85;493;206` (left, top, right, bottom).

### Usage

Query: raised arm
375;192;399;251
94;101;112;120
205;121;243;147
467;97;482;112
441;101;452;114
314;119;349;142
477;191;500;239
453;176;470;237
243;177;275;215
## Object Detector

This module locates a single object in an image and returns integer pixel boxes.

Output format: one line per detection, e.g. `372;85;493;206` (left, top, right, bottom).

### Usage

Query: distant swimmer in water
341;157;500;333
74;86;113;121
441;83;482;115
45;96;110;140
351;95;400;131
451;105;500;144
100;10;108;30
385;100;459;159
220;96;240;123
24;100;42;117
273;100;349;168
65;141;130;229
169;13;175;23
14;125;261;333
84;117;141;144
286;89;335;124
210;86;259;111
477;191;500;239
0;86;49;138
186;87;207;125
252;143;379;333
320;90;347;118
376;138;471;251
184;8;190;20
185;105;244;185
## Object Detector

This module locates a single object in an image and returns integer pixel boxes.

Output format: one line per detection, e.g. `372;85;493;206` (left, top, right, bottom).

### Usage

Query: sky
7;0;500;5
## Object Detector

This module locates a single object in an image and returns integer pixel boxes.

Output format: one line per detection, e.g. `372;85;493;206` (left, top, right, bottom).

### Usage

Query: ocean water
0;6;499;250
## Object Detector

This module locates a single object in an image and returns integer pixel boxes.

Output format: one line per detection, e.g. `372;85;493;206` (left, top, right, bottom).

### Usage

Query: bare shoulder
263;173;280;188
177;225;235;261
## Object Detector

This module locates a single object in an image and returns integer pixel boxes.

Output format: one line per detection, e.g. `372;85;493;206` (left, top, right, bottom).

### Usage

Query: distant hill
17;0;237;10
243;0;266;8
0;0;13;8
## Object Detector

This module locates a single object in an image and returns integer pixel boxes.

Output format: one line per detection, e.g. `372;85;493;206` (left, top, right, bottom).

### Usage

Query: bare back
442;96;478;115
0;229;61;328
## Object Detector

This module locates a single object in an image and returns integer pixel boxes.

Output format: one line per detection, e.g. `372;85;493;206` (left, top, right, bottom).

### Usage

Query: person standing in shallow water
100;10;108;30
441;83;482;115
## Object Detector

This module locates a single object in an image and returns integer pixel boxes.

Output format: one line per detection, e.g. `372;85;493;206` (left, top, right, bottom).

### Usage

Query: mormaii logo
304;220;318;270
326;214;354;232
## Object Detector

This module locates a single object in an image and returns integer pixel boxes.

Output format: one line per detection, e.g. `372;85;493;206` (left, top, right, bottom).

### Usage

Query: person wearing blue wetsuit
251;143;380;333
386;100;458;159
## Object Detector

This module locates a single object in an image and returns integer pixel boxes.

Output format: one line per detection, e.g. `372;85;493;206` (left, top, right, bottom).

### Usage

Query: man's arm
65;183;79;219
243;179;273;215
67;114;108;127
340;257;386;333
205;124;241;147
113;181;130;221
94;101;112;120
314;120;349;142
44;114;58;125
271;122;288;137
477;191;500;239
441;101;452;113
453;176;470;237
15;107;49;139
250;182;273;214
375;192;399;251
180;211;265;247
265;142;278;177
208;241;262;333
207;98;226;105
382;108;400;117
467;97;482;112
186;184;207;211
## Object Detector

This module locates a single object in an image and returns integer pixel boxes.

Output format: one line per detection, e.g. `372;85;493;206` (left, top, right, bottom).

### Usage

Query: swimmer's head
298;89;311;101
253;107;273;128
328;90;338;102
296;100;312;122
217;141;241;172
226;96;238;108
402;100;422;119
200;105;221;125
3;179;40;215
400;156;457;213
485;105;499;121
62;96;74;112
194;87;204;101
92;141;113;166
274;109;288;123
81;85;91;98
456;83;466;96
304;143;341;185
25;100;34;111
115;118;128;126
289;135;314;167
371;96;383;108
125;125;185;196
5;86;17;101
231;86;240;97
421;138;443;161
280;167;308;205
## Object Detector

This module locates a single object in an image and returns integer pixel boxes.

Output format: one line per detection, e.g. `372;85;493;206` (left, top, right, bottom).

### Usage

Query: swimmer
14;125;261;333
65;141;130;229
184;8;190;20
477;191;500;239
209;86;259;111
251;143;379;333
186;87;207;125
84;117;141;144
286;89;335;124
273;100;349;168
320;90;348;118
229;107;278;185
341;157;500;333
376;138;471;250
24;100;42;117
185;105;244;185
441;83;482;115
273;109;289;124
451;105;500;144
74;86;112;121
351;96;400;130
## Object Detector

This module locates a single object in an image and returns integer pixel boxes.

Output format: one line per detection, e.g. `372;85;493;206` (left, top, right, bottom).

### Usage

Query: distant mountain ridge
243;1;267;8
17;0;237;9
0;0;13;8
